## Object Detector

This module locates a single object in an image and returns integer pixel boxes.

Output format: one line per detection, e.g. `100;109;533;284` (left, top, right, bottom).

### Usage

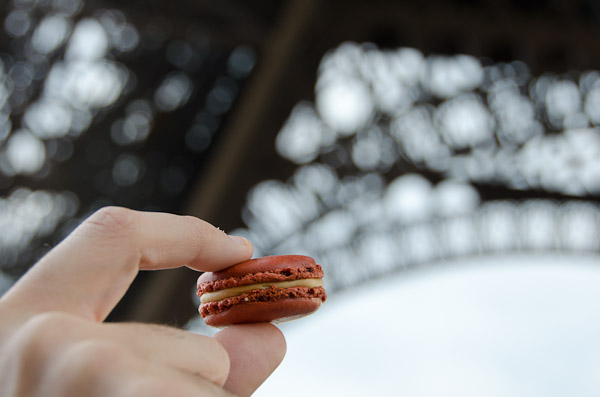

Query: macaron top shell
198;255;318;282
197;255;323;294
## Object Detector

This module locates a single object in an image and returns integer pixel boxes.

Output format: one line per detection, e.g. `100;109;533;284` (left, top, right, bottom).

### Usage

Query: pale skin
0;207;286;396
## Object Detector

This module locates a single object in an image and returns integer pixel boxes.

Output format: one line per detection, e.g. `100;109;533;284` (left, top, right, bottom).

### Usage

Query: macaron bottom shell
201;297;323;328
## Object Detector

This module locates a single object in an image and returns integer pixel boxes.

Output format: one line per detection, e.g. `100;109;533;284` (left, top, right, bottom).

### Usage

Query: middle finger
101;322;231;386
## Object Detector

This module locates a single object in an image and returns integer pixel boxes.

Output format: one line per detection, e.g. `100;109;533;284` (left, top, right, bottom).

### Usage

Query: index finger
2;207;253;321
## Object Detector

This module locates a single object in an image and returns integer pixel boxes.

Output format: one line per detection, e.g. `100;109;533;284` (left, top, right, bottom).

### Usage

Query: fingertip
216;323;287;360
228;235;254;258
184;223;254;272
215;323;287;397
259;323;286;362
228;235;249;247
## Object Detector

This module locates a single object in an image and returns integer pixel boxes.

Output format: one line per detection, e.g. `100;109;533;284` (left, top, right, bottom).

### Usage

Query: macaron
197;255;327;327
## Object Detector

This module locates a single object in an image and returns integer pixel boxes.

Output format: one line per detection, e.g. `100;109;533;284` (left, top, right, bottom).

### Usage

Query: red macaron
197;255;327;327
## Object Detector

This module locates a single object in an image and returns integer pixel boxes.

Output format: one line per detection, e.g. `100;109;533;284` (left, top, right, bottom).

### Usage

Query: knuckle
124;379;179;397
187;216;214;243
85;206;137;237
17;312;75;347
0;312;77;391
61;339;124;374
52;340;128;392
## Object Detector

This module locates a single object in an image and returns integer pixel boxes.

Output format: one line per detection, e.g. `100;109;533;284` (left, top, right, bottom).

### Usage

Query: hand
0;207;286;396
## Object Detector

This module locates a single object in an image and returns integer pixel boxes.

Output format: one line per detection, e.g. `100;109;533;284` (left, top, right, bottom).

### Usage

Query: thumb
214;323;286;397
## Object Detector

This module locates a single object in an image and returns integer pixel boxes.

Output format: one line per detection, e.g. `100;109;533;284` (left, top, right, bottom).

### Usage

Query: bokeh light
154;72;193;112
234;41;600;296
0;188;79;271
0;0;256;281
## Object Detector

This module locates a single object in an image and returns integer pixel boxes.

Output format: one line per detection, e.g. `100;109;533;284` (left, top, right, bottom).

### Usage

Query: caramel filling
200;279;324;304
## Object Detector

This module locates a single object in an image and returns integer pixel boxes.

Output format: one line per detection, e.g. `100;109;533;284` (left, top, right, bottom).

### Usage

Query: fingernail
229;235;249;246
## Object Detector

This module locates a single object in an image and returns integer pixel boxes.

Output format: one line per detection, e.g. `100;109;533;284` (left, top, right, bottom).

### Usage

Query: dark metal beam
126;0;318;325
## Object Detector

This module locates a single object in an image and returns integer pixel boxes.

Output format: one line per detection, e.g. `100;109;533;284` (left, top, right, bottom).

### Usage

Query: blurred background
2;0;600;395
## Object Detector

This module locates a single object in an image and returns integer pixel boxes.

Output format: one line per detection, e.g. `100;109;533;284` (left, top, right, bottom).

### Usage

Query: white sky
256;253;600;397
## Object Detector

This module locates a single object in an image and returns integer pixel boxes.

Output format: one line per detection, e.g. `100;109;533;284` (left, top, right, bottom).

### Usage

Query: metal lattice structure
1;0;600;326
